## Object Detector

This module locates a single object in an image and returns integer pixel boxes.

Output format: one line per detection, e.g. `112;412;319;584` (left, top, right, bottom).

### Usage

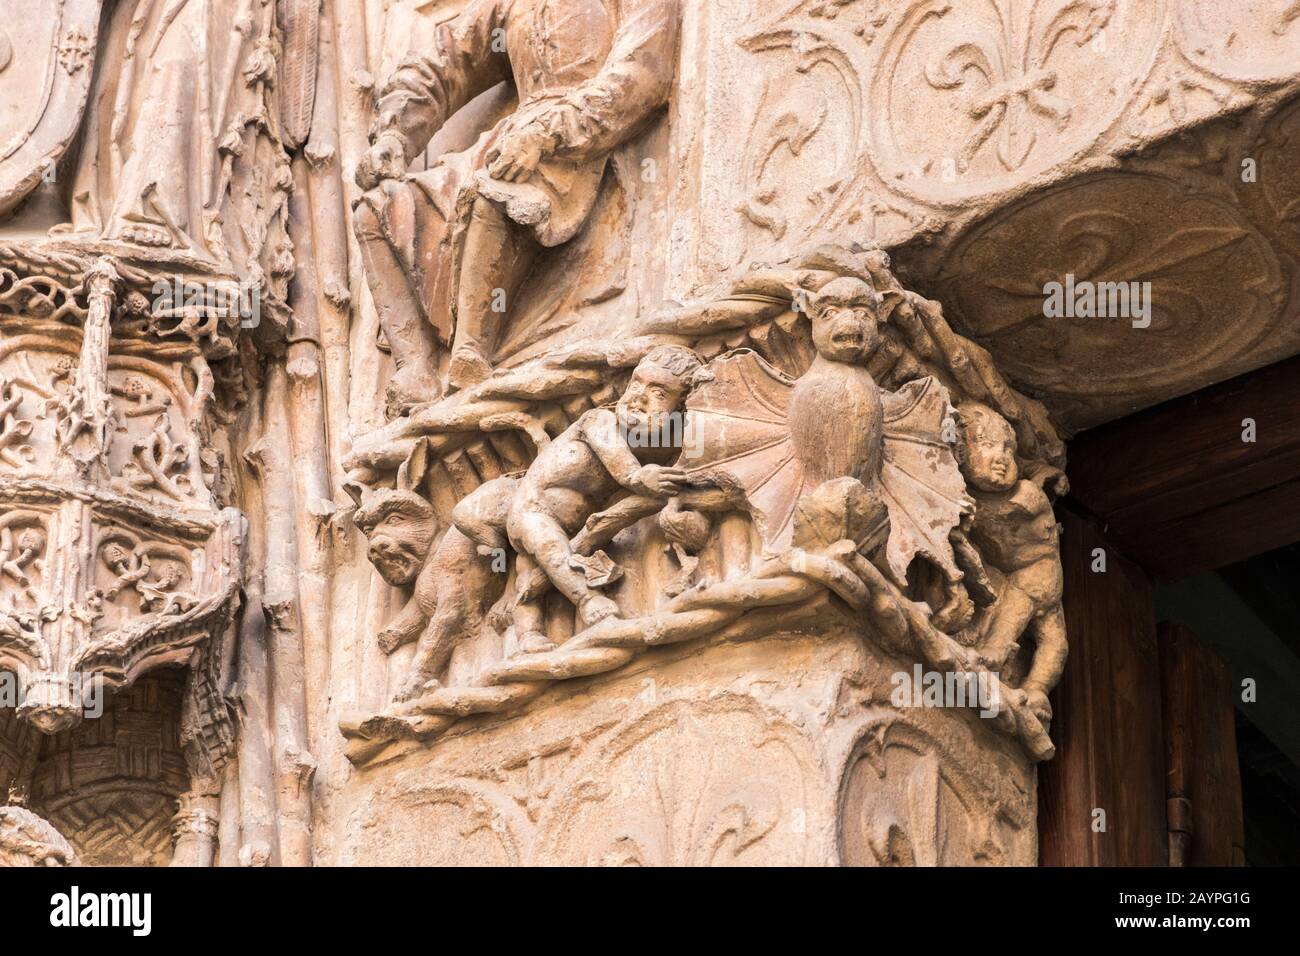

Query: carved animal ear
396;438;430;494
341;479;367;507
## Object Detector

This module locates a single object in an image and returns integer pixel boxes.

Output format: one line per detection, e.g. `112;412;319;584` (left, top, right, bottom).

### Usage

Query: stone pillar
336;627;1036;866
172;792;222;868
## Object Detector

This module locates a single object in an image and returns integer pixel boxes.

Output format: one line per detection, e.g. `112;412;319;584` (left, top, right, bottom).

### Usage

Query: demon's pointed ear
342;478;366;507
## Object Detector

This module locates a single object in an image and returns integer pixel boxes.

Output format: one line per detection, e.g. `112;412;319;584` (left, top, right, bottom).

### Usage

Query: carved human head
617;346;703;437
354;489;437;586
955;403;1019;493
16;527;45;557
807;277;881;363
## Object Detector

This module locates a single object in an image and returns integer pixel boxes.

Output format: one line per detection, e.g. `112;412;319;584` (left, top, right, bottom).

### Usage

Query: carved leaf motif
984;212;1253;336
738;104;828;239
278;0;320;148
590;713;787;866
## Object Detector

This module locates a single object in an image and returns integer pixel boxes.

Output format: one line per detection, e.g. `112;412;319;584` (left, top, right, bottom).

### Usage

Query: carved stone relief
0;0;1291;868
339;246;1067;776
0;804;77;866
672;1;1300;427
838;716;1033;866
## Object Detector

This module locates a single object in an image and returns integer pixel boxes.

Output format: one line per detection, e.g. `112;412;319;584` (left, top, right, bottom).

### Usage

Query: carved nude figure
507;346;702;651
954;403;1068;719
353;0;680;410
0;525;44;603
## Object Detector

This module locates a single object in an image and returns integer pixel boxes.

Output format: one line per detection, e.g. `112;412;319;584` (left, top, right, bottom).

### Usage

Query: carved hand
1022;688;1053;723
630;465;688;497
355;132;408;190
485;122;555;183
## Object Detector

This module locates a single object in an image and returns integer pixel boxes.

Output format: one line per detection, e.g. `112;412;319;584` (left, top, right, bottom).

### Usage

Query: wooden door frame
1041;355;1300;864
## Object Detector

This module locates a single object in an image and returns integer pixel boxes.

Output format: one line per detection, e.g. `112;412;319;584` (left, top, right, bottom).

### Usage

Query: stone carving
871;0;1149;195
0;1;101;218
343;779;529;867
504;345;704;649
352;0;680;410
927;171;1286;428
532;698;823;866
0;805;77;866
341;246;1067;768
0;0;327;867
0;0;1285;869
354;480;512;702
1175;0;1300;84
58;0;289;276
0;263;244;748
838;717;1032;866
673;2;1300;432
11;673;198;866
341;694;834;866
952;403;1066;720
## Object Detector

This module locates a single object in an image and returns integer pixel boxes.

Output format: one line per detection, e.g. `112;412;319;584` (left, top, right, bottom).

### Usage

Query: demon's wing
880;378;971;583
683;350;807;549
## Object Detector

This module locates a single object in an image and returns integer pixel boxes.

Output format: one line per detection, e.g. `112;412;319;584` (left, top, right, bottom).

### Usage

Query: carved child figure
507;346;702;651
954;403;1067;720
0;526;45;604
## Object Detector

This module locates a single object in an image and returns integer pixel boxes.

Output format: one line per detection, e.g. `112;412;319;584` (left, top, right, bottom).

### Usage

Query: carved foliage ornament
0;260;242;756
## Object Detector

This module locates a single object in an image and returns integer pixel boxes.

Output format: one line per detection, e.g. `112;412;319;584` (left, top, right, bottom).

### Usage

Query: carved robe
60;0;279;270
367;0;678;344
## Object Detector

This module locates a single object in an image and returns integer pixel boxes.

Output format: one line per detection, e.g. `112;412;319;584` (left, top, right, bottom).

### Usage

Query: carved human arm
366;0;511;170
523;0;680;163
579;410;687;497
571;494;666;556
1008;479;1051;517
950;525;998;605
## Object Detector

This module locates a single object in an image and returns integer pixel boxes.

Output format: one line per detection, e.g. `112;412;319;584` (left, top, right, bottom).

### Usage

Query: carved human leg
507;509;620;628
509;554;552;653
354;186;444;416
448;194;538;390
1022;604;1069;714
975;585;1038;672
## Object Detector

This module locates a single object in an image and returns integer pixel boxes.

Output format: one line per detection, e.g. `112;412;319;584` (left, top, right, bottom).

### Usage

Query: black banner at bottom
0;864;1283;943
